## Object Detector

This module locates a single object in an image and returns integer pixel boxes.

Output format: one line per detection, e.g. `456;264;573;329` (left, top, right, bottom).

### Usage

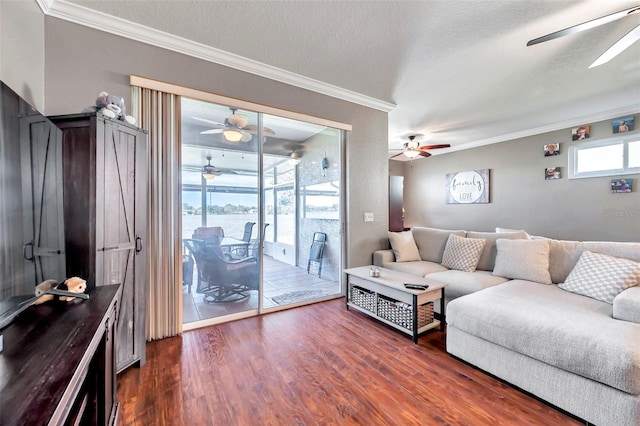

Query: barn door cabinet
18;114;66;290
50;113;148;373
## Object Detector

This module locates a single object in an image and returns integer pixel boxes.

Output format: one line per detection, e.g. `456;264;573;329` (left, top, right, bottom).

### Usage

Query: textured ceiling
65;0;640;158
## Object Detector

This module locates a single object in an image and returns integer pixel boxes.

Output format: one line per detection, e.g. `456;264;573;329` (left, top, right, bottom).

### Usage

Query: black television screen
0;81;66;326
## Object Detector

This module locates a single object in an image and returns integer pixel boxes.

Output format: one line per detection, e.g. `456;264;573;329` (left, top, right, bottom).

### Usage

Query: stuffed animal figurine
33;277;88;305
83;91;136;125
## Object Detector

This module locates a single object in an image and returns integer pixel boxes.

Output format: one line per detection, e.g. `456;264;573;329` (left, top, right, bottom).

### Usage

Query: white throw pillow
558;251;640;304
492;238;552;284
388;231;421;262
495;227;528;235
441;234;486;272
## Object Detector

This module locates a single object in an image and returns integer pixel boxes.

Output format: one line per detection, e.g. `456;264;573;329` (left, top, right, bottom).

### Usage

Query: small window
569;135;640;179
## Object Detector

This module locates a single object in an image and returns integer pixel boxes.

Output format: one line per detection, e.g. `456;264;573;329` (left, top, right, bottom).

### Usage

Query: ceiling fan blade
419;144;450;150
590;23;640;68
418;151;432;158
390;152;405;159
192;116;226;127
200;129;224;135
243;124;276;136
527;6;640;46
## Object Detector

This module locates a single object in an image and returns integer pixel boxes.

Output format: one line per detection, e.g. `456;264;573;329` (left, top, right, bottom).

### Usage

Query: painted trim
447;104;640;154
40;0;395;113
391;104;640;160
131;75;353;132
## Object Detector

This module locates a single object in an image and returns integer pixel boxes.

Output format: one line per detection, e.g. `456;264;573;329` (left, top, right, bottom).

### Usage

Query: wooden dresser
0;285;121;425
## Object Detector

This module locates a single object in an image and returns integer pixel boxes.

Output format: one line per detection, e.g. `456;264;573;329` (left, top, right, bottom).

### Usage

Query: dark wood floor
117;298;582;425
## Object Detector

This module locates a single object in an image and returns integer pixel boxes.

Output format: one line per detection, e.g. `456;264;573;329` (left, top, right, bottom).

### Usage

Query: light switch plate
364;212;374;222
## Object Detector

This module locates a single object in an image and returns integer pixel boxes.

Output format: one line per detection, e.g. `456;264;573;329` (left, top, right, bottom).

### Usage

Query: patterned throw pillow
558;251;640;304
441;234;486;272
388;231;421;262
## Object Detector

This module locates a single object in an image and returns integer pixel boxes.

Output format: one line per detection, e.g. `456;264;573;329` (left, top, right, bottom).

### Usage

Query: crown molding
40;0;395;113
390;103;640;160
443;103;640;154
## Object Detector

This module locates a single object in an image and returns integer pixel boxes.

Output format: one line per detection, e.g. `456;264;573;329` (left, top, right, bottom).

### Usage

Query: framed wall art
611;178;632;193
612;116;634;134
446;169;490;204
544;143;559;156
571;125;590;141
545;167;560;180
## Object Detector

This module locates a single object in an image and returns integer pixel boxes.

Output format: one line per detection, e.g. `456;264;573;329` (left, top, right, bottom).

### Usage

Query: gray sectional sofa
373;226;640;426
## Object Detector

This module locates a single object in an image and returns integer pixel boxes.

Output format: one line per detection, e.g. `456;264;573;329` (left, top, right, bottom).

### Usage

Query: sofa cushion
411;227;466;263
492;238;552;284
532;238;640;284
495;227;528;234
558;251;640;304
547;239;582;284
446;280;640;394
388;231;421;262
427;270;509;301
582;241;640;262
467;230;529;271
441;234;486;272
381;260;448;277
614;287;640;324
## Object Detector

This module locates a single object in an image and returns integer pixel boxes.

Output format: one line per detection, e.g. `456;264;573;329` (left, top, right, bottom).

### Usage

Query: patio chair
182;240;195;293
229;222;255;258
192;226;224;240
184;236;258;302
248;223;269;257
307;232;327;278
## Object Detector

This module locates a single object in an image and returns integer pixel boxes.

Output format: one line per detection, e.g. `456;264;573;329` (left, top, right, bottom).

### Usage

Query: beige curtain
132;86;183;340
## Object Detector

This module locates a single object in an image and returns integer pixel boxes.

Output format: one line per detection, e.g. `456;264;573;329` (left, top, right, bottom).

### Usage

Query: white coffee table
344;266;446;343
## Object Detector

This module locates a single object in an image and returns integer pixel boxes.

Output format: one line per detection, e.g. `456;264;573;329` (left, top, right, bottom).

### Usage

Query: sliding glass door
180;97;343;327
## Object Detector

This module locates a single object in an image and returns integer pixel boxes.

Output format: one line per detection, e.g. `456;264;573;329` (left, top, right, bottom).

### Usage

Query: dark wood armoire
50;113;148;373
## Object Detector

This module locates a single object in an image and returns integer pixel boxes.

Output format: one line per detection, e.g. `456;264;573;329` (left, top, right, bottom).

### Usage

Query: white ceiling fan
193;108;275;142
527;5;640;68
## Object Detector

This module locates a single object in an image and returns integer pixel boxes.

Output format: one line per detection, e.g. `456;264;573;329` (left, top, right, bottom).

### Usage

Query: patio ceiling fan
390;136;450;160
527;5;640;68
202;155;237;180
193;108;275;142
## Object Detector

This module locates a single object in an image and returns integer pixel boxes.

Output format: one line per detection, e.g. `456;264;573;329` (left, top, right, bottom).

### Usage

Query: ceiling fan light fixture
288;152;302;165
223;129;244;142
403;149;421;159
202;155;217;179
403;136;421;158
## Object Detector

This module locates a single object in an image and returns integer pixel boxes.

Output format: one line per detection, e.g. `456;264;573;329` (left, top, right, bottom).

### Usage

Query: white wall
0;0;45;111
401;116;640;242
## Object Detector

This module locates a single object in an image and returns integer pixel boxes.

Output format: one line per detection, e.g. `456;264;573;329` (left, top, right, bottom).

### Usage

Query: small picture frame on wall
612;116;635;134
611;178;632;193
545;167;560;180
544;143;559;156
571;125;590;141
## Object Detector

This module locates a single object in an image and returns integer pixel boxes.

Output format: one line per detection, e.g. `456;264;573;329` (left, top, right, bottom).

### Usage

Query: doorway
180;97;343;327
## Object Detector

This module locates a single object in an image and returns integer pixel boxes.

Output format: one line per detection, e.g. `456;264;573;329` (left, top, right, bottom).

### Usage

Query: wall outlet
364;212;374;222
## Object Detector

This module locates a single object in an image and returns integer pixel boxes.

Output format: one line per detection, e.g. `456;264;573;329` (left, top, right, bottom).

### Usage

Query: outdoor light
288;152;301;166
202;156;217;180
223;129;244;142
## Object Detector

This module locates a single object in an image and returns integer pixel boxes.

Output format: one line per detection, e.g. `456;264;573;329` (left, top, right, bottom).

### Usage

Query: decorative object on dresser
49;113;148;373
